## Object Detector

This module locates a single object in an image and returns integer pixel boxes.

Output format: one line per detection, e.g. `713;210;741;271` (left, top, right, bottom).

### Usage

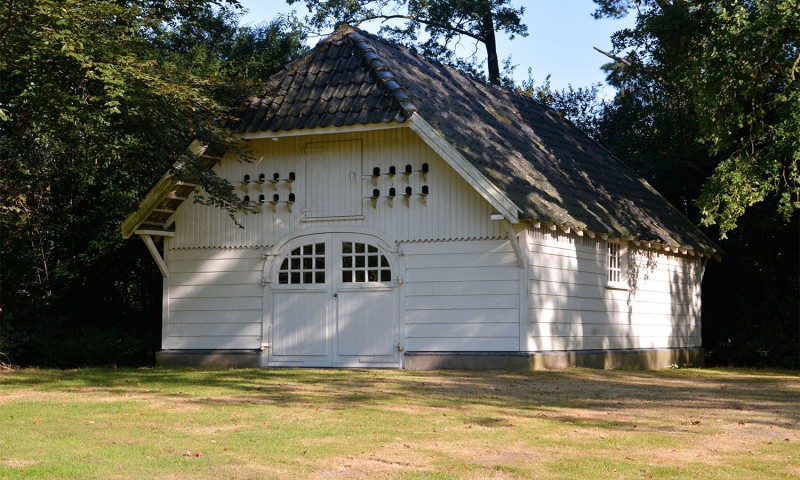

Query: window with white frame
278;243;326;285
607;241;628;288
341;241;392;283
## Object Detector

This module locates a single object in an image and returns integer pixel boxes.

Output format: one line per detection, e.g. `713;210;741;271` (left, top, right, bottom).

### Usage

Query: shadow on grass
1;367;798;430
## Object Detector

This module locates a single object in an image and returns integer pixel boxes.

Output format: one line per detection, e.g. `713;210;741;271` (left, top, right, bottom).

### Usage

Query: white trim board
408;113;520;224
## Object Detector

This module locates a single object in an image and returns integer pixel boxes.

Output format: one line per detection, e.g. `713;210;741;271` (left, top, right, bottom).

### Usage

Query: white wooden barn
122;26;719;370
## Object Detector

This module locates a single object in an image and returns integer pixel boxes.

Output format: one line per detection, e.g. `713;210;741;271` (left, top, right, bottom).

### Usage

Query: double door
267;234;400;367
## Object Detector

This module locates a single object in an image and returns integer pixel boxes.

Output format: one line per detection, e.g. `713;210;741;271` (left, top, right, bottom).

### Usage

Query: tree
591;0;799;367
288;0;527;85
0;0;305;366
593;0;799;236
516;71;603;138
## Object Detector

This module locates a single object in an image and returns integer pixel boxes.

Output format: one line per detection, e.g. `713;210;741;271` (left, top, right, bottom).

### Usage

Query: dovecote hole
243;174;250;183
273;172;280;181
258;173;266;183
404;164;412;174
372;167;380;177
405;186;412;196
288;193;295;203
258;194;265;203
389;187;396;197
421;185;429;195
272;193;279;202
372;188;380;198
389;165;396;175
288;171;296;181
421;163;429;173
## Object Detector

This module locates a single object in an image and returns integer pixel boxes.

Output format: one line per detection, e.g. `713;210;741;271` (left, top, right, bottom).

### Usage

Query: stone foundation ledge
404;347;705;371
156;350;261;368
154;347;704;370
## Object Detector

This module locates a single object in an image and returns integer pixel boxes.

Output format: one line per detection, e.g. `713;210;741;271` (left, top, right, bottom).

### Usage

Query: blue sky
236;1;634;97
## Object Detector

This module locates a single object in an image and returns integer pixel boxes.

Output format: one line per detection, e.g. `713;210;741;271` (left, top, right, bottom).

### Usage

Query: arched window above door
341;241;392;283
278;242;325;285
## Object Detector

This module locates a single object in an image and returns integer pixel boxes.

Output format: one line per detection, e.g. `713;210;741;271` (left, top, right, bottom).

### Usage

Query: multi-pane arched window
278;242;326;285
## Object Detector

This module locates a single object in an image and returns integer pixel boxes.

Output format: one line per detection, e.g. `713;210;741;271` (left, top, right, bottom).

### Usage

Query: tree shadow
1;368;797;430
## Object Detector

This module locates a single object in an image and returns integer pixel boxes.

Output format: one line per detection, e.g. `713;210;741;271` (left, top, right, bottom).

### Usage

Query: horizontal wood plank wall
164;248;263;349
403;239;520;351
171;128;505;249
526;225;702;351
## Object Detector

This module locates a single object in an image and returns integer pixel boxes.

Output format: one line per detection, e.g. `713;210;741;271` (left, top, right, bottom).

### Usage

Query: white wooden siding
526;226;702;352
403;239;520;352
163;248;263;349
171;128;505;249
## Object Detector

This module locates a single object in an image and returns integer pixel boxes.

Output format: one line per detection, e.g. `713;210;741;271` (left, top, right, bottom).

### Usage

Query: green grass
0;367;797;479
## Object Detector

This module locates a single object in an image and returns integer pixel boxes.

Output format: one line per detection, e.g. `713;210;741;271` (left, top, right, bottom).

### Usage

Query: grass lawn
0;367;797;479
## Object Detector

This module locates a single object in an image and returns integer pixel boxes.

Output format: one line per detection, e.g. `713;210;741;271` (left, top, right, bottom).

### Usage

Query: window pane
356;271;365;282
355;256;365;268
291;258;300;269
380;256;389;268
291;247;300;255
343;256;352;268
368;255;378;267
343;271;352;283
280;258;289;271
342;242;351;254
291;272;300;284
279;272;288;284
303;272;312;284
316;243;325;254
368;245;378;253
381;270;391;282
316;257;325;269
368;270;378;282
303;257;312;269
355;243;365;253
303;245;312;255
315;272;325;283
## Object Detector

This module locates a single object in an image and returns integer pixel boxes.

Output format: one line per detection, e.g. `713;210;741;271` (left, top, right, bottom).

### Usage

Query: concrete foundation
405;347;705;371
153;347;704;370
156;350;261;368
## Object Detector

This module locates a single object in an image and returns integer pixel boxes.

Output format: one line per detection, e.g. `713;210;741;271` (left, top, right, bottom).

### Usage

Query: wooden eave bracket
139;234;169;278
503;222;526;269
407;114;520;224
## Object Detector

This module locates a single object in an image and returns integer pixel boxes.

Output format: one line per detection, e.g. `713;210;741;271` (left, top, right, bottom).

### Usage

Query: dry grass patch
0;367;797;479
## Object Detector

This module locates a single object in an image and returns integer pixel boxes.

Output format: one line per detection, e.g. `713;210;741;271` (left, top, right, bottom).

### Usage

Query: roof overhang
239;122;406;140
120;141;208;239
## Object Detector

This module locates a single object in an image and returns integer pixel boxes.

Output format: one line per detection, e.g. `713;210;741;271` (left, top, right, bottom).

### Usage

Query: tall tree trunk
482;11;500;84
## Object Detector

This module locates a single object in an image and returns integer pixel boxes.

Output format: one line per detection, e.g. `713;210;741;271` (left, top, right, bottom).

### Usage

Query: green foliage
289;0;527;84
692;0;800;234
593;0;799;236
0;0;305;366
591;0;799;368
516;71;603;138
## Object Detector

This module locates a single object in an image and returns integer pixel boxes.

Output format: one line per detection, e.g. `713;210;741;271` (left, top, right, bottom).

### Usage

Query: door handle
333;293;338;298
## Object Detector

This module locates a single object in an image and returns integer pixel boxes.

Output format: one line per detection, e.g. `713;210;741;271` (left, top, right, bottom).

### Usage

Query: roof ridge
343;27;418;116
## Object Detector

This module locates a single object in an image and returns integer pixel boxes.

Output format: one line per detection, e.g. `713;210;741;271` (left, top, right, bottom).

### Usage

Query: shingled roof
230;26;717;254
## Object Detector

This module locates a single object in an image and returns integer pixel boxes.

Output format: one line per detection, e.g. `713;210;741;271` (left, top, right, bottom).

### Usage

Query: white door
268;234;400;367
304;140;363;219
